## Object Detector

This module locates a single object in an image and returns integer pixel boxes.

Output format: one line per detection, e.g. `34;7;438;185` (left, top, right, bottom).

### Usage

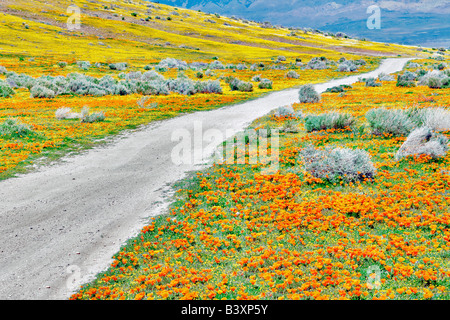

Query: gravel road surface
0;58;411;299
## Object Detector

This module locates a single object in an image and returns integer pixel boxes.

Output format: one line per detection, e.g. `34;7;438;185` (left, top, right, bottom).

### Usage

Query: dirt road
0;58;411;299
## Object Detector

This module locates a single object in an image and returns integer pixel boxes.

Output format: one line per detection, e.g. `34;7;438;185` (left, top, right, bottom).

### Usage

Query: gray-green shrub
252;74;262;82
109;62;128;71
365;108;415;136
286;70;300;79
166;77;196;95
194;80;223;94
77;61;91;70
55;107;81;120
298;84;320;103
396;127;449;160
209;60;225;70
157;58;188;70
304;112;355;132
418;70;450;89
258;79;273;89
6;73;35;89
30;85;56;98
0;118;35;137
299;145;377;182
236;63;247;70
80;107;106;123
378;72;394;81
396;71;417;87
0;80;15;98
421;107;450;132
325;84;352;93
338;60;358;72
228;77;253;92
274;105;300;118
305;57;329;70
364;77;382;87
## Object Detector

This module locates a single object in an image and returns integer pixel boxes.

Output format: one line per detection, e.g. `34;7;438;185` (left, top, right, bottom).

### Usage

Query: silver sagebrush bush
298;84;320;103
299;145;376;183
157;58;188;70
274;105;301;119
338;60;358;72
378;72;395;81
0;118;34;137
423;107;450;132
55;107;81;120
366;108;415;136
396;127;449;160
418;70;450;89
286;70;300;79
304;112;355;132
77;61;91;71
109;62;128;71
0;80;15;98
30;85;56;99
80;106;106;123
252;75;262;82
258;79;273;89
194;80;223;94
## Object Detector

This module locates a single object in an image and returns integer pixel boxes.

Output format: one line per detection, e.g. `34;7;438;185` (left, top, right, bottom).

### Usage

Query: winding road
0;58;411;299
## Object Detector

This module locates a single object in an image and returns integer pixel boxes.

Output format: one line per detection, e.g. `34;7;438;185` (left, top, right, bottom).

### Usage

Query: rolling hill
156;0;450;47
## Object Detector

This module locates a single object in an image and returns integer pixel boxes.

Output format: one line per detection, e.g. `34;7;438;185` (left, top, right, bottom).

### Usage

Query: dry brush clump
299;145;377;183
0;80;15;98
281;119;300;133
274;105;301;119
378;72;395;81
396;71;418;87
156;58;188;71
109;62;128;71
363;77;382;87
55;107;81;120
422;107;450;132
80;107;106;123
258;78;273;89
395;127;449;160
0;118;35;137
298;84;321;103
6;69;224;98
366;107;450;137
366;108;415;136
417;70;450;89
285;70;300;79
304;112;355;132
226;77;253;92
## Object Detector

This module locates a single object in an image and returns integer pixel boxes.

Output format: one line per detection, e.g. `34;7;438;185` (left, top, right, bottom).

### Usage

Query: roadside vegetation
0;0;408;180
2;0;449;301
72;54;450;300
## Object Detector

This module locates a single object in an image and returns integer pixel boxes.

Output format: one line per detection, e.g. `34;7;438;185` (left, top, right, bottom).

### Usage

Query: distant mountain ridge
155;0;450;47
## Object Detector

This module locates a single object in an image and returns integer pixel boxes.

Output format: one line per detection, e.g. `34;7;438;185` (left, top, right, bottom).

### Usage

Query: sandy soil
0;58;411;300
